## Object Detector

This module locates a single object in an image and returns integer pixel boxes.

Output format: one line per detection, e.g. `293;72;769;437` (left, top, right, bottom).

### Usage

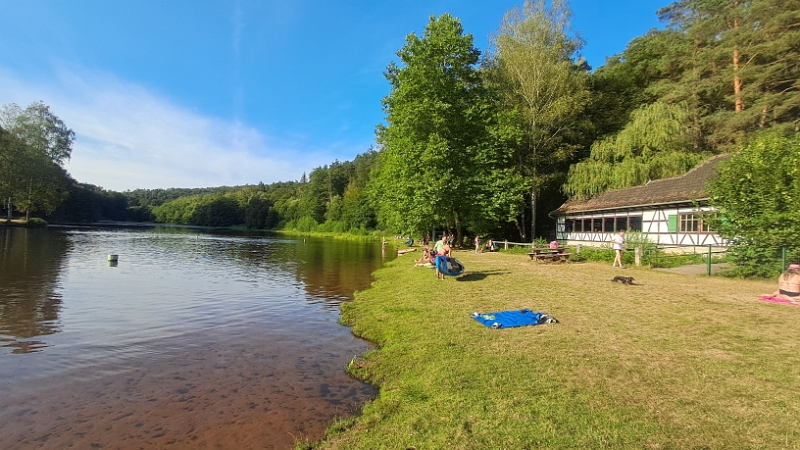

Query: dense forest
1;0;798;246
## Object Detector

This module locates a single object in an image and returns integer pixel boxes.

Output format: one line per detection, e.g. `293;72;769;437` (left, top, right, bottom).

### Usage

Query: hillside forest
1;0;798;247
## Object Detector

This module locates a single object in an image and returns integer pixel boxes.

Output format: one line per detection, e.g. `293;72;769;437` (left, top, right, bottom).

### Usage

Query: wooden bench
527;248;571;263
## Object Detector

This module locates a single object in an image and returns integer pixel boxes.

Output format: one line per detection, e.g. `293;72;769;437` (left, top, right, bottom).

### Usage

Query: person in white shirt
610;230;626;268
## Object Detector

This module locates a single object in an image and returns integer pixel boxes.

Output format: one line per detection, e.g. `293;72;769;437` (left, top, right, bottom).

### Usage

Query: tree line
2;0;797;252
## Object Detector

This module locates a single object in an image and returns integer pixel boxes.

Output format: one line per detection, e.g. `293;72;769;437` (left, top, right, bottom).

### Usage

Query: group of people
473;236;496;253
413;234;459;279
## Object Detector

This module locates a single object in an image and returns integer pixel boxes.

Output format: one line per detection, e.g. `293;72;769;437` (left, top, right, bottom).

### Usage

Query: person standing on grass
434;235;448;256
474;235;481;253
610;230;626;268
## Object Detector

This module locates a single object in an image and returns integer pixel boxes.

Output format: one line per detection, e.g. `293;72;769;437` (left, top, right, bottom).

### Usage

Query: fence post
576;244;582;255
504;240;508;250
707;245;712;276
635;247;642;267
782;247;787;272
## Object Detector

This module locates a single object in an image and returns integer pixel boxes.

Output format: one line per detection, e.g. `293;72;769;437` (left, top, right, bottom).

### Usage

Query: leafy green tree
708;133;800;263
488;0;590;240
341;184;376;231
48;181;129;223
0;102;74;219
191;195;242;227
564;102;711;198
244;195;276;229
373;14;523;241
373;14;480;236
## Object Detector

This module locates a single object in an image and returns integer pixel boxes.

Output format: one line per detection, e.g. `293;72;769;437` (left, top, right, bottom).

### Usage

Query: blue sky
0;0;665;191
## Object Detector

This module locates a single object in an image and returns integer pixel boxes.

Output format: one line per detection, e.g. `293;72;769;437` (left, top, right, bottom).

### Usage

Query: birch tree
489;0;589;240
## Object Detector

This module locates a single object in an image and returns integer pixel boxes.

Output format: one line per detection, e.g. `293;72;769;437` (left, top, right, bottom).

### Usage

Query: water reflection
0;226;389;357
0;227;388;359
0;228;70;353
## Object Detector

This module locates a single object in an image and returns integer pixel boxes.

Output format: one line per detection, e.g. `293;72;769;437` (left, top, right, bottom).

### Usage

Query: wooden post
504;240;509;250
635;247;642;267
576;244;582;255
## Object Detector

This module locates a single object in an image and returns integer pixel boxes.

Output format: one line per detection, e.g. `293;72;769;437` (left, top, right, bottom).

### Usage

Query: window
567;215;643;233
628;216;642;232
615;217;627;232
679;213;712;232
604;217;615;233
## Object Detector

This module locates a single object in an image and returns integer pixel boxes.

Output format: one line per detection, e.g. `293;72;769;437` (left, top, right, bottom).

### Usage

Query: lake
0;226;389;449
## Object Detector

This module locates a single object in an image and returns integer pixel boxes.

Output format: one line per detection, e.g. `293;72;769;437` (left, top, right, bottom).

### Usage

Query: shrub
721;239;784;278
295;216;318;232
24;217;48;228
708;133;800;278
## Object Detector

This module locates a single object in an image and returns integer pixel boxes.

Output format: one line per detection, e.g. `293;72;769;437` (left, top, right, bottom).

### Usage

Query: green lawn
306;250;800;449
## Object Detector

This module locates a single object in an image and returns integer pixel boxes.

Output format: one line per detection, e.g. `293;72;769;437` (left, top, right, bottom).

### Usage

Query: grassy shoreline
273;228;386;241
306;250;800;449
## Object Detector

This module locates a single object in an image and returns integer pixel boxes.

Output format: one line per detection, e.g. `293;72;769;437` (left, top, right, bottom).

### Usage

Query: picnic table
527;247;571;263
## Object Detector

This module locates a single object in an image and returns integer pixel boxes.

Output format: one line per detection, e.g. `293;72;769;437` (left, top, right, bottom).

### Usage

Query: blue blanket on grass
472;309;558;329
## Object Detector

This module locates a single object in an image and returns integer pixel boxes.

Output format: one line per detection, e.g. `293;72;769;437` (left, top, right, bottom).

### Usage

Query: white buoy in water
108;254;118;262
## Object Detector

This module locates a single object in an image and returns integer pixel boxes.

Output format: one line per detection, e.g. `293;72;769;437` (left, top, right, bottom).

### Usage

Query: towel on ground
472;309;558;329
759;294;800;306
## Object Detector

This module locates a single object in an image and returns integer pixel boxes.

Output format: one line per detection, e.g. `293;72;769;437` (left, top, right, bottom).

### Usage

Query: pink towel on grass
759;295;800;306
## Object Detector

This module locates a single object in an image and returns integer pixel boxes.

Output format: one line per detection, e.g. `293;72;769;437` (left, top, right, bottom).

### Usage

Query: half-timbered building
551;155;729;251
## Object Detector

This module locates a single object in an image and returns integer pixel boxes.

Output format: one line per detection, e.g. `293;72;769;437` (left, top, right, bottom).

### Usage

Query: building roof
552;154;729;214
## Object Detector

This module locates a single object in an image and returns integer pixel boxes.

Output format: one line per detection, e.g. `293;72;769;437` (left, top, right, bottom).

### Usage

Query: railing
502;241;800;277
498;240;534;250
643;245;728;275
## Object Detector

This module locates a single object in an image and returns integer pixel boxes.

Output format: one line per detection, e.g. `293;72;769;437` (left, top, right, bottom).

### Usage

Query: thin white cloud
0;66;339;191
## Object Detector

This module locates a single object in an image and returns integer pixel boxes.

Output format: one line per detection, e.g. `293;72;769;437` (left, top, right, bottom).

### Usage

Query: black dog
611;276;635;285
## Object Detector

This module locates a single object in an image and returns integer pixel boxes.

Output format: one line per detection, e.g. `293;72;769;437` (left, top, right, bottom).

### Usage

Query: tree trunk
454;215;462;249
692;38;701;149
6;197;11;221
26;177;33;222
515;216;526;241
530;188;537;243
733;5;743;113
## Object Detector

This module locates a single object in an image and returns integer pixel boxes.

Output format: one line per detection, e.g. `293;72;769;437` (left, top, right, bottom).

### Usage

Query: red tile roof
553;154;729;214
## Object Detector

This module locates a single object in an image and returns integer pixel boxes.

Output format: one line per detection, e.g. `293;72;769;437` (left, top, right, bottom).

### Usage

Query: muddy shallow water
0;227;386;449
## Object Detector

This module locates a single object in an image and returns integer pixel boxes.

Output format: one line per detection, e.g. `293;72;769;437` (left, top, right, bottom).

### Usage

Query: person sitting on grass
772;264;800;301
414;247;431;264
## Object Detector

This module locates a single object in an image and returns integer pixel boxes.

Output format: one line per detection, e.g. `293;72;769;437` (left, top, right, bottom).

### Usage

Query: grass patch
276;229;386;242
496;245;531;254
307;251;800;449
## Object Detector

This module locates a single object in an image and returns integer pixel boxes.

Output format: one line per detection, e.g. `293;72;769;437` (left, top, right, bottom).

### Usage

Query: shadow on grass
457;270;510;282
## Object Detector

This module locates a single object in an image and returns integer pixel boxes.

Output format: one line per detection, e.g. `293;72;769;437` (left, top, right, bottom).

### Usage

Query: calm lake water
0;227;389;449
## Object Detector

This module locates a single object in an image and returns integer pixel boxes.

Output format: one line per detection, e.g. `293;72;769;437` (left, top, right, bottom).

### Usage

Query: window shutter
668;215;678;233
